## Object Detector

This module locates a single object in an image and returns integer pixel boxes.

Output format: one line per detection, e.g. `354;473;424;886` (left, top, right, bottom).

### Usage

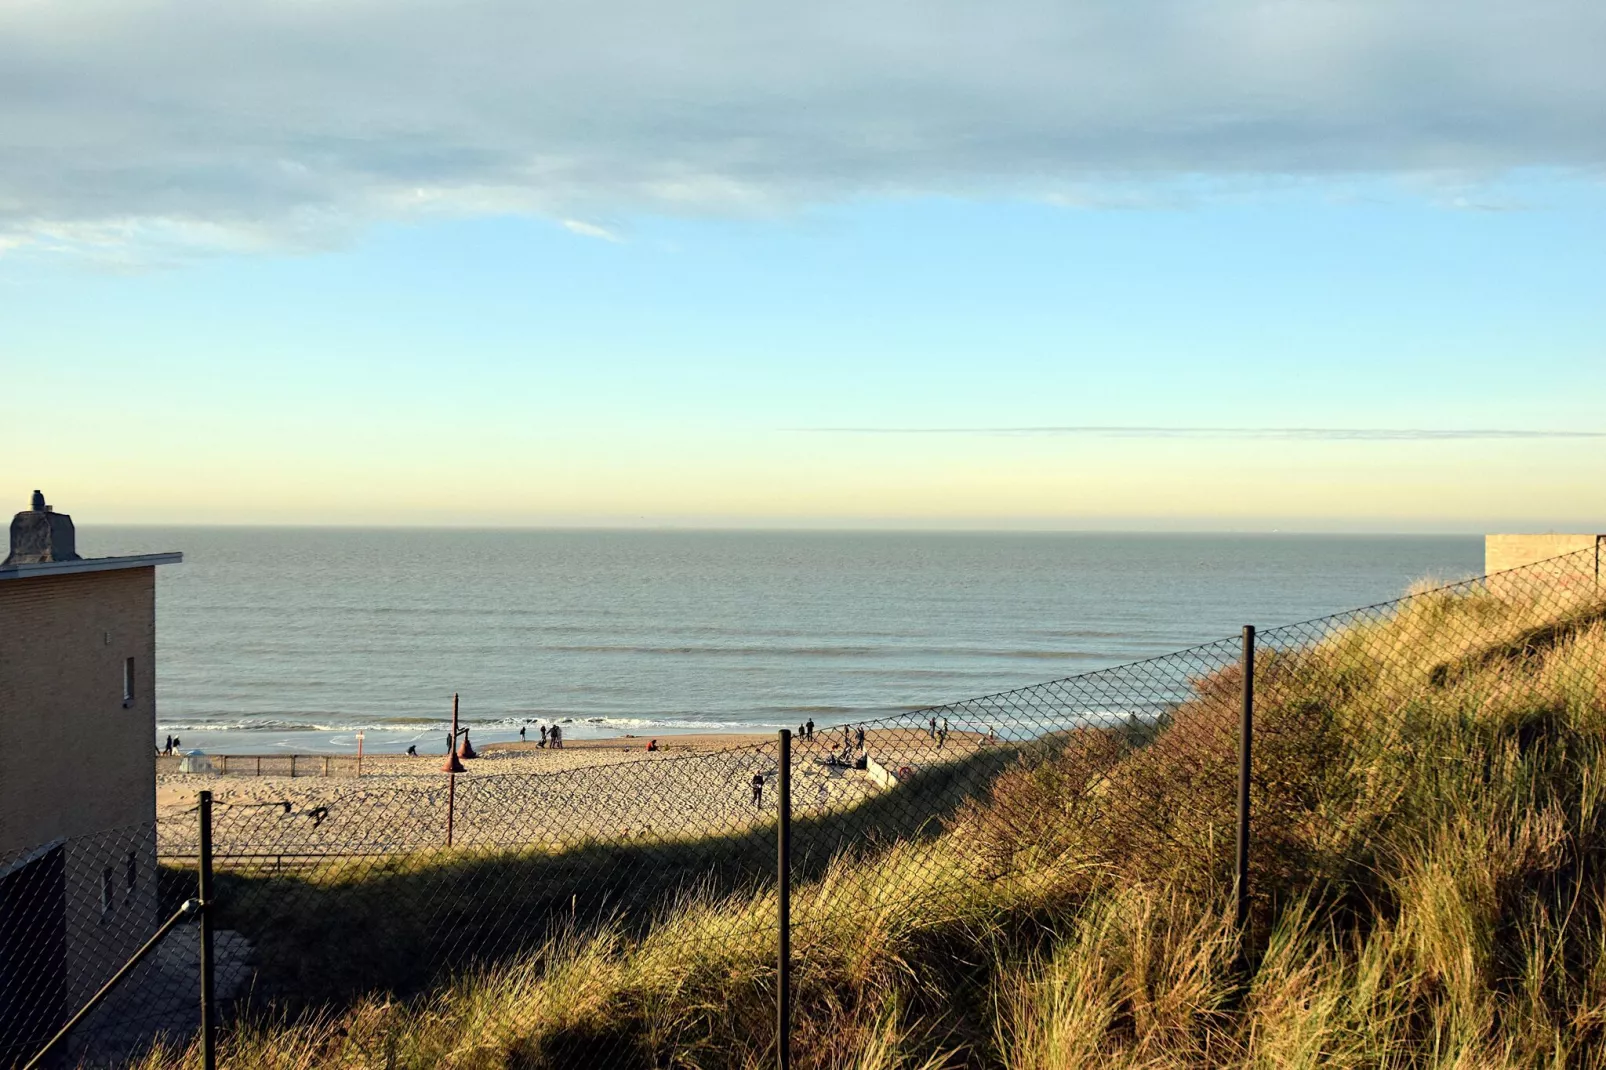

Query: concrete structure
1486;533;1603;585
0;492;180;1062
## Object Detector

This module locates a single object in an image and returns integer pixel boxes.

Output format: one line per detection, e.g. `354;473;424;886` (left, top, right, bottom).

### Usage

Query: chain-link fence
4;546;1602;1067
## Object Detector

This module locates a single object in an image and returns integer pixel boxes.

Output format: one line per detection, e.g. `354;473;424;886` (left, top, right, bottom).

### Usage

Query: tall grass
132;576;1606;1068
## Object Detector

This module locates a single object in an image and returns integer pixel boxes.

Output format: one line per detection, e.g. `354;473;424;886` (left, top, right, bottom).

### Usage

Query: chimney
4;490;83;565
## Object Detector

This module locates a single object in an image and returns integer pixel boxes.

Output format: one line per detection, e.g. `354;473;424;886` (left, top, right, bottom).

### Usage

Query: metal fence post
777;729;792;1070
1235;625;1255;934
198;790;217;1070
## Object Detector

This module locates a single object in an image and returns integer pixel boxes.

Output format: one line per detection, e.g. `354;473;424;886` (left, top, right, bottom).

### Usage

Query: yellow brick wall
0;567;160;1010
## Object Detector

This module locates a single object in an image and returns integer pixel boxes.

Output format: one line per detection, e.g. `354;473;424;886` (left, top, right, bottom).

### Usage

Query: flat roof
0;551;183;581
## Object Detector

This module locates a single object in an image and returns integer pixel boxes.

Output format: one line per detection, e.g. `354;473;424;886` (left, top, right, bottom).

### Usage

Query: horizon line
795;426;1606;440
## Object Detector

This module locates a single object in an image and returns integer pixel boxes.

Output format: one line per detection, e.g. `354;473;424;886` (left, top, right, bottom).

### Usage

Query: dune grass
131;572;1606;1068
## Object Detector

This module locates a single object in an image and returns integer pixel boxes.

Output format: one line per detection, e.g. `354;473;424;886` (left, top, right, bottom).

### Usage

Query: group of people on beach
159;735;183;755
515;723;564;748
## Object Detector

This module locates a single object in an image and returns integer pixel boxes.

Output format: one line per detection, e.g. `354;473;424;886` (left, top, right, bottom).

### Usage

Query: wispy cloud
801;427;1606;441
0;0;1602;258
561;220;624;243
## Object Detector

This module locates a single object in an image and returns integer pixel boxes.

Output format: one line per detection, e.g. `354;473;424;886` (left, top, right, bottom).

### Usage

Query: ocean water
82;528;1483;754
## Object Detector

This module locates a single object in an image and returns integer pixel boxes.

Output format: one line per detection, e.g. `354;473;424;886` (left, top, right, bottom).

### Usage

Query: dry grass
127;572;1606;1068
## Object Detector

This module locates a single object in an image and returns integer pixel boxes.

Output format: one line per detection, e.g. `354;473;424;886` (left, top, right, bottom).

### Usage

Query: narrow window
125;850;137;895
101;867;115;914
123;657;135;707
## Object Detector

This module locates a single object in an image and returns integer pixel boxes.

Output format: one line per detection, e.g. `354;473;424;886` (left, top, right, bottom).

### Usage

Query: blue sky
1;2;1603;530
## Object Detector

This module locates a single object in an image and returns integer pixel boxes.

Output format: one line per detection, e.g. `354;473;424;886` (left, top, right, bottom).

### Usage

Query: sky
1;0;1603;531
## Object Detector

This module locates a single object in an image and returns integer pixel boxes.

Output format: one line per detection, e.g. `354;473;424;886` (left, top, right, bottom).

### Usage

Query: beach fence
155;754;365;778
4;546;1603;1068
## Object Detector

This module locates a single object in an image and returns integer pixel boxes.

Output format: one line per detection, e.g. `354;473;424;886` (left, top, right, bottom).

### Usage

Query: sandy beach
156;728;981;857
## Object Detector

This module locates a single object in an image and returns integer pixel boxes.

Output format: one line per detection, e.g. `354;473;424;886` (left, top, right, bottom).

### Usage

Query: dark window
123;657;135;706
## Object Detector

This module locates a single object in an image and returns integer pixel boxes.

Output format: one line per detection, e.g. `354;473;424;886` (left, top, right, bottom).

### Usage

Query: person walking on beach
805;718;814;741
163;735;173;755
551;724;563;749
751;772;764;807
539;724;548;748
928;717;937;739
519;725;526;742
855;725;865;750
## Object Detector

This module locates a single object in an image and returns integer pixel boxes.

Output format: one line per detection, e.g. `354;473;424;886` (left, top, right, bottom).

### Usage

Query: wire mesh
5;545;1601;1067
0;823;200;1068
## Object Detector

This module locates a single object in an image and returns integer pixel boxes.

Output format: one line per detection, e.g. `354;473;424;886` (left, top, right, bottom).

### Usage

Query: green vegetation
135;576;1606;1068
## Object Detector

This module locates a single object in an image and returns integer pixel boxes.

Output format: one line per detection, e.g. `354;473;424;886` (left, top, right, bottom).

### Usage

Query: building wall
1485;534;1603;579
0;567;159;1011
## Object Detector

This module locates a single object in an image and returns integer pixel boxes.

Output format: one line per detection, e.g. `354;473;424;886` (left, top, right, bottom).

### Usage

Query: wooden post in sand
444;693;464;846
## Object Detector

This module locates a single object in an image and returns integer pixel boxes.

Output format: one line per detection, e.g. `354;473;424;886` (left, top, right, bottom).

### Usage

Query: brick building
0;491;180;1062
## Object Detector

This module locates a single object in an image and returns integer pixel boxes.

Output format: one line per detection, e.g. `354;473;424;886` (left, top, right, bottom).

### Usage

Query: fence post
198;790;217;1070
1235;625;1255;934
777;729;792;1070
446;772;457;848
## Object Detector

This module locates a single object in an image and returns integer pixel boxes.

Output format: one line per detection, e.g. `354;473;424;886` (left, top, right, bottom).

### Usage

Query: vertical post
446;772;456;848
256;756;261;776
1235;625;1255;933
290;754;296;778
777;729;792;1070
198;790;217;1070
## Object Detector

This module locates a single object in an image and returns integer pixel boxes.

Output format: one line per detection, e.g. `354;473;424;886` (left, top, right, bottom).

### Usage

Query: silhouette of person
856;725;865;750
407;745;418;756
751;772;764;806
519;725;526;742
539;724;548;748
805;719;814;740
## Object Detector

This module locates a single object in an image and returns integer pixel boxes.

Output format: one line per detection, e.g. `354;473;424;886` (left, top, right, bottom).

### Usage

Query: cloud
561;220;624;242
802;427;1606;441
1;0;1603;255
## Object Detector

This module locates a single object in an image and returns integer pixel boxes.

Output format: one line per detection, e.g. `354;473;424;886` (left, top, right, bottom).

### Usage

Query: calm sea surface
83;528;1482;753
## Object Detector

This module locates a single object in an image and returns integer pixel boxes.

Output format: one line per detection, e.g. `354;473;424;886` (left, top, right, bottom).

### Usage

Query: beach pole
444;694;464;846
198;790;217;1070
777;729;792;1070
446;772;456;848
1235;626;1255;934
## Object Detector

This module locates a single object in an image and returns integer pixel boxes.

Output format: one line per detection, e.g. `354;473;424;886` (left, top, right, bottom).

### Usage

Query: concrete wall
0;566;159;1010
1485;534;1603;577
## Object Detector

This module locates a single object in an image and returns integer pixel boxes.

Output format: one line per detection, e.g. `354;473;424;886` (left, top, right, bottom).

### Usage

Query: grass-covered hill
135;563;1606;1069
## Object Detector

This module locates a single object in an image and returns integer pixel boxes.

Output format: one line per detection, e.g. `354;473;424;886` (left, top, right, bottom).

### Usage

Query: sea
81;528;1483;755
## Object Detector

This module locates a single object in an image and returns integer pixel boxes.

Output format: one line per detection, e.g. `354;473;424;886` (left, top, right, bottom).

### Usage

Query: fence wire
4;545;1602;1067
